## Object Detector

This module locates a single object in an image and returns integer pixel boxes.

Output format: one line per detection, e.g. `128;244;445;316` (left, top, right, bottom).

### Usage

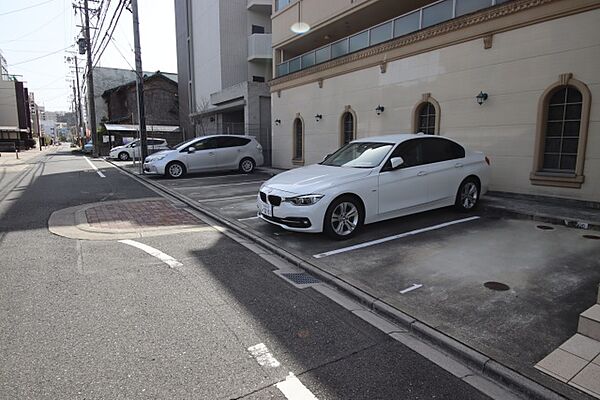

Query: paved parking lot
115;161;600;394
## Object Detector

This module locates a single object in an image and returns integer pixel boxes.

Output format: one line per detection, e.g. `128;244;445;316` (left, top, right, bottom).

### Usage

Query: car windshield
171;138;197;150
320;142;394;168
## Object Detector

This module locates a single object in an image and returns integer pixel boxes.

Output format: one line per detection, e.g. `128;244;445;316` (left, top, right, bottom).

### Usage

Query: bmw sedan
143;135;264;178
257;134;490;239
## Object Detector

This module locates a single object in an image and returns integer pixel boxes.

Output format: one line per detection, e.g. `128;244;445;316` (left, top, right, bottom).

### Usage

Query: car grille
259;191;267;202
268;195;282;206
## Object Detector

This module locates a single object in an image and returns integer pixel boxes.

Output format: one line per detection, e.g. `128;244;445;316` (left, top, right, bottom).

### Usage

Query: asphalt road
0;147;496;399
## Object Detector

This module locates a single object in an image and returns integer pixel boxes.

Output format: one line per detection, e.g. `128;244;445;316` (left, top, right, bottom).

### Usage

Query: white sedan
257;134;490;239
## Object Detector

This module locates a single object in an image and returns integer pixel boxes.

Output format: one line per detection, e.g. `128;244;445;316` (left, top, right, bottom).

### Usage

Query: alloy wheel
331;202;359;236
168;163;183;178
460;182;478;209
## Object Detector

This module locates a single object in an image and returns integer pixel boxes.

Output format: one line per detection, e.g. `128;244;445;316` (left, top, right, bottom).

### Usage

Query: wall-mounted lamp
375;105;385;115
476;91;488;106
315;114;322;122
274;119;281;126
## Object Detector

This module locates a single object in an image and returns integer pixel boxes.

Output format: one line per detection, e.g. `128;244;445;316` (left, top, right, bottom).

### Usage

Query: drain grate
281;273;321;285
536;225;555;231
484;281;510;291
583;234;600;240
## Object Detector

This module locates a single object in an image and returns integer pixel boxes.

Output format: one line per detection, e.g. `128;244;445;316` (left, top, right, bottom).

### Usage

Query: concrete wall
0;80;18;127
174;0;193;138
271;9;600;201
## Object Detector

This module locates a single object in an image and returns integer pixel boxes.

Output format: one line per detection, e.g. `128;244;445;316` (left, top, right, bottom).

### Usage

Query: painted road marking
313;216;480;258
400;283;423;294
247;343;280;368
84;156;106;178
276;372;319;400
119;239;183;269
238;216;259;222
197;194;257;203
183;180;265;191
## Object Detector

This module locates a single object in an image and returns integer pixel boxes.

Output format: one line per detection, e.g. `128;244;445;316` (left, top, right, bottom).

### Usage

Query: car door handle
417;171;428;176
454;163;463;168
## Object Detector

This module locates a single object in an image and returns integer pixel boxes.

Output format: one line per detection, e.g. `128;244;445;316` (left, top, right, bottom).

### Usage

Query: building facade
175;0;273;164
270;0;600;202
0;79;33;149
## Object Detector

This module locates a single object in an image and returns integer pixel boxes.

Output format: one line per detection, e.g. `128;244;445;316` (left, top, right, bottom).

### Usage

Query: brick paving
85;200;202;230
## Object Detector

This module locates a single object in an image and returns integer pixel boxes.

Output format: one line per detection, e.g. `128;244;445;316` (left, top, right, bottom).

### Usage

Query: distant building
270;0;600;202
0;79;33;149
174;0;273;164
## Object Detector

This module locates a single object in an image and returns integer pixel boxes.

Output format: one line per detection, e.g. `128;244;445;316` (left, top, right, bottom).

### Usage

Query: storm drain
484;281;510;291
536;225;555;231
280;272;321;285
583;234;600;240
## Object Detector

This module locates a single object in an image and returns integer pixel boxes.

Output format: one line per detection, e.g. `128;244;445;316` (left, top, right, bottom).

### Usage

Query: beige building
269;0;600;202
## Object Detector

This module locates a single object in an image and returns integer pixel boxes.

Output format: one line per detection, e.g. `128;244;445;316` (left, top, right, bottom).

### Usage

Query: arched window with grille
341;111;355;145
417;102;436;135
412;94;440;135
293;117;304;163
531;74;591;188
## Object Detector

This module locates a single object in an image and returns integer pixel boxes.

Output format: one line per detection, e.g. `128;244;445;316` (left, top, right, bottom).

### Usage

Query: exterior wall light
291;0;310;34
375;105;385;115
476;91;488;105
274;119;281;125
315;114;322;122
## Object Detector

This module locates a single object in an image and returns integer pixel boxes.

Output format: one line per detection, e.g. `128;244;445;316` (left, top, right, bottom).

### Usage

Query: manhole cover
281;273;321;285
484;282;510;291
583;234;600;240
536;225;555;231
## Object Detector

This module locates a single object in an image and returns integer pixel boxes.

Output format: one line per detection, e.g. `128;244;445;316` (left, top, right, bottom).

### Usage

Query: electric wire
0;0;56;16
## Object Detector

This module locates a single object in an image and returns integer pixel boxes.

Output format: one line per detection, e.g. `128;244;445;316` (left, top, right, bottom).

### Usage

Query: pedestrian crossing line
276;372;319;400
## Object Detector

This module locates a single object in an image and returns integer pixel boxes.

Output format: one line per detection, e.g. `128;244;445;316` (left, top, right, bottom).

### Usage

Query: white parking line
247;343;281;368
119;239;183;269
276;372;319;400
197;194;257;203
400;283;423;294
182;180;264;190
313;216;480;259
84;156;106;178
238;216;259;222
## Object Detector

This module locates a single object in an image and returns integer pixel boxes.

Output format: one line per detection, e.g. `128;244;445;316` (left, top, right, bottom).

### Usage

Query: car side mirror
187;146;196;153
322;153;331;162
131;143;137;148
390;157;404;169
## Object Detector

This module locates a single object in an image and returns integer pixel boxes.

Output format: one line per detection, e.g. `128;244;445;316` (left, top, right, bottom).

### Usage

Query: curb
109;160;567;400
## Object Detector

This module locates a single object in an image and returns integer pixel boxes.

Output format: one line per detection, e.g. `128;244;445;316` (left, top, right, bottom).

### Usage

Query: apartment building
270;0;600;202
175;0;273;164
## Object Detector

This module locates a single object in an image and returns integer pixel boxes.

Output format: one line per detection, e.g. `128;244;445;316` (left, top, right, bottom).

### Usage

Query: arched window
293;117;304;162
341;111;355;145
416;102;436;135
531;74;591;188
541;86;582;173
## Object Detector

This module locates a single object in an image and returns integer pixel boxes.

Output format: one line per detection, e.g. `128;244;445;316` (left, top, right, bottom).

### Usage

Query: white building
270;0;599;202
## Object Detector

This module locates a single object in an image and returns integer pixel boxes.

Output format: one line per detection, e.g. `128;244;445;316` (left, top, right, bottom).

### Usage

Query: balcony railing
248;33;273;61
275;0;510;77
247;0;271;12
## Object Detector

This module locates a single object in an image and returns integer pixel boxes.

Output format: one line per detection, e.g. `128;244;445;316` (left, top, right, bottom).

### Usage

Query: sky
0;0;177;112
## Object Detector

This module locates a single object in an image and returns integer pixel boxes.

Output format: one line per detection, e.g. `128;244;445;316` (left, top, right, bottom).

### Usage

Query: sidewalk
0;146;53;167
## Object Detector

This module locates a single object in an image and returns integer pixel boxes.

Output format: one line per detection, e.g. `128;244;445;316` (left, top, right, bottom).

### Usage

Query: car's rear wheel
118;151;130;161
166;161;186;179
324;195;363;240
239;157;255;174
455;178;480;212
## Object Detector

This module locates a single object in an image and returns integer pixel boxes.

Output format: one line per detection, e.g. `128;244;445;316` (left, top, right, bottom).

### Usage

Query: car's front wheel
165;161;186;179
455;178;480;212
324;195;363;240
118;151;130;161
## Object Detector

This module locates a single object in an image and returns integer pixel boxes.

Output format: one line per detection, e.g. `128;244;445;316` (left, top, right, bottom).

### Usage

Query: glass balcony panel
393;11;420;37
276;63;289;77
289;57;301;73
275;0;290;12
455;0;493;17
301;52;315;68
331;39;349;59
315;47;330;64
370;21;393;45
422;0;453;28
349;31;369;53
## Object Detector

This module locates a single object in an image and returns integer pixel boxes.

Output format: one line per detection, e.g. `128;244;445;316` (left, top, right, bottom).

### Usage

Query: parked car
143;134;264;178
83;141;93;154
257;134;490;239
109;138;170;161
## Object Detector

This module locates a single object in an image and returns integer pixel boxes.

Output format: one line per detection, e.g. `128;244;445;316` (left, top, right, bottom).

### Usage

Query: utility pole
131;0;148;168
83;0;98;157
73;55;85;142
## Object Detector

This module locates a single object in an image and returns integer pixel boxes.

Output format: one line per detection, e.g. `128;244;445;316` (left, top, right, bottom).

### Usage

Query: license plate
259;202;272;217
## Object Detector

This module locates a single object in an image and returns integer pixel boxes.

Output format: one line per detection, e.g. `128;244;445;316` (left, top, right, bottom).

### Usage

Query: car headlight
284;194;324;206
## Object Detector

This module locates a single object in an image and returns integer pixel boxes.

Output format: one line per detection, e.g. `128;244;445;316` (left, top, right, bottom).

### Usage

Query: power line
8;45;74;67
0;0;56;16
109;37;134;71
0;11;64;43
92;0;127;67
